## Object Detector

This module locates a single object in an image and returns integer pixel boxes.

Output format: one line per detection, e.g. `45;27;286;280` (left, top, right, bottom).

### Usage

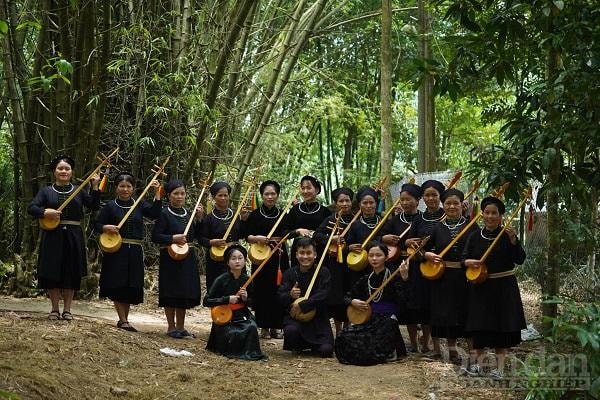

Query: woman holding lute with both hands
203;244;266;361
335;241;407;365
28;155;103;321
152;180;204;339
462;194;528;380
243;180;291;339
380;182;422;350
277;237;334;357
313;187;356;334
94;172;162;331
199;181;247;292
421;188;477;362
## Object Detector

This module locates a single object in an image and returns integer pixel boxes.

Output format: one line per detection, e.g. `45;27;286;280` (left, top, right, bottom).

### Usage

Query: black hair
365;240;389;257
295;237;316;251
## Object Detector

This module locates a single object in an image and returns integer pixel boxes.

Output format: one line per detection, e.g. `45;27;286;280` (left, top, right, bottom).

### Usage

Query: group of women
28;155;527;378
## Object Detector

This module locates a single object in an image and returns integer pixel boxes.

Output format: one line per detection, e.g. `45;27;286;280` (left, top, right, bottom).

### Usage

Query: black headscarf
49;155;75;170
210;181;232;196
166;179;185;194
356;186;379;202
421;180;445;196
259;180;281;195
481;196;506;214
224;244;248;264
300;175;322;194
441;188;464;203
400;183;422;200
331;187;354;202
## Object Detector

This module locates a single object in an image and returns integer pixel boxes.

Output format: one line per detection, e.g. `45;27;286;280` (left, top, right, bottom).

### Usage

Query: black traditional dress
242;205;290;329
345;214;382;291
94;198;162;304
278;265;334;354
463;227;526;349
424;217;477;339
285;201;331;266
335;267;407;365
28;184;100;289
380;210;420;265
313;212;353;322
198;208;243;291
152;206;201;308
403;208;445;324
203;272;266;360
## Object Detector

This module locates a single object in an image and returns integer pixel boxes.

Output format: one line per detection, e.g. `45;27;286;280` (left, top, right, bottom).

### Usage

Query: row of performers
28;155;526;375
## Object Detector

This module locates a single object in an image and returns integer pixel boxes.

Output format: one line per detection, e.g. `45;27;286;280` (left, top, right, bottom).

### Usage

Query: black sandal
117;320;138;332
61;311;73;321
48;311;60;321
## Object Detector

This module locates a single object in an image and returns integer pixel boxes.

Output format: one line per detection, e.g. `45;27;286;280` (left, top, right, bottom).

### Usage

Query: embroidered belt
122;238;143;245
59;220;81;226
488;269;515;279
444;261;461;269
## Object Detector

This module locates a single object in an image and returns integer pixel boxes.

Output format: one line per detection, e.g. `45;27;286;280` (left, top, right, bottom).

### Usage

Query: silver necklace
443;216;466;230
168;206;188;217
299;202;321;215
368;268;390;303
422;210;445;222
212;208;233;221
480;228;498;241
360;215;380;229
399;210;420;224
114;198;135;209
260;205;280;219
51;183;74;194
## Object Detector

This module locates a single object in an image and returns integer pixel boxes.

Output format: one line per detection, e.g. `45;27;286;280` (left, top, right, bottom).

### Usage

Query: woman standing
423;188;477;362
28;155;100;321
314;187;353;335
335;241;407;365
404;179;445;353
244;180;290;339
203;245;266;360
286;175;331;266
94;173;162;331
381;183;422;350
346;186;382;291
462;196;526;379
152;180;202;338
199;181;245;291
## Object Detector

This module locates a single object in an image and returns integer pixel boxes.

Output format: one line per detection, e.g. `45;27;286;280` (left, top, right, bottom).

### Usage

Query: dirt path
0;295;530;400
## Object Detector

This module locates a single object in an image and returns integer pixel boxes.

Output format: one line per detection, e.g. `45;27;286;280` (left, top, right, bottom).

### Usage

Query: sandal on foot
117;321;138;332
61;311;73;321
178;329;195;338
167;330;183;339
270;329;283;339
260;329;271;339
48;311;60;321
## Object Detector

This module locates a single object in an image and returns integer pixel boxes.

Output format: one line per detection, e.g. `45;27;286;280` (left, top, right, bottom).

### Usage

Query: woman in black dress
404;179;445;353
346;186;382;291
423;188;477;362
28;155;100;321
286;175;331;265
152;180;202;338
462;196;526;380
314;187;353;335
244;180;290;339
199;181;245;291
277;237;334;357
203;245;266;360
335;241;407;365
381;183;422;350
94;173;162;331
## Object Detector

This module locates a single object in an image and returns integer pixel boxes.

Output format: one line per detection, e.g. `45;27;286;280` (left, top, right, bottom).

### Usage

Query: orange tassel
276;267;283;286
98;174;108;192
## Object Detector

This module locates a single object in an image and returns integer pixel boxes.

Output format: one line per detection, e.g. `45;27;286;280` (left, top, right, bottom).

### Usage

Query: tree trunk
380;0;393;203
417;0;436;172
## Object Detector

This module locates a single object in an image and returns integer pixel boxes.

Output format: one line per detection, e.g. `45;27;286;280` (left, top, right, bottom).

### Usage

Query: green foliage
0;389;21;400
0;19;8;37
